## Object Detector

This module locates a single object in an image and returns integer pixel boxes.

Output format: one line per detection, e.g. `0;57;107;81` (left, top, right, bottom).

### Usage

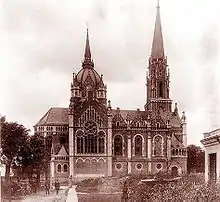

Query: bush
76;178;104;193
2;181;23;198
129;173;220;201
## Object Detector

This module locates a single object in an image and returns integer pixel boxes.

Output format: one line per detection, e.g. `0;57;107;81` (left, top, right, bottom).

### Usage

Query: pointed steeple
151;0;164;58
83;28;94;68
84;28;91;59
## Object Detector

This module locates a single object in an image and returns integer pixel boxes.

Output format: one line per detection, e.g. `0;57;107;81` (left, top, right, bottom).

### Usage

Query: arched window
114;135;123;156
76;131;84;154
63;164;68;172
175;149;178;156
135;135;143;156
76;128;105;154
98;132;105;153
116;122;120;127
153;135;163;156
57;164;61;173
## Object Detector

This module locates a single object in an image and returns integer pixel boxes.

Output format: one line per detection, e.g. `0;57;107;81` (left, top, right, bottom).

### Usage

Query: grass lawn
77;193;121;202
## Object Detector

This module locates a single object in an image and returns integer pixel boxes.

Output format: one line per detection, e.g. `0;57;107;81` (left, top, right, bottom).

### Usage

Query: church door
171;166;178;177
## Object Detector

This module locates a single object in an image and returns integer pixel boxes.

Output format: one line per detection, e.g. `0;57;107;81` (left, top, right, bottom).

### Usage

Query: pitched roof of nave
35;107;182;128
35;107;69;126
111;108;182;128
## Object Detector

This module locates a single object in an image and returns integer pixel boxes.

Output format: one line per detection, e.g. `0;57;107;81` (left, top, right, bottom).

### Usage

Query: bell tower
145;1;172;112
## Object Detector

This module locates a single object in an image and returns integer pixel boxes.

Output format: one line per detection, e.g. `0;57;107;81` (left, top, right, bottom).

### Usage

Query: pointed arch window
57;164;62;173
76;128;105;154
98;131;105;153
116;121;120;127
135;135;143;156
76;131;84;154
63;164;68;172
153;135;163;156
114;135;123;156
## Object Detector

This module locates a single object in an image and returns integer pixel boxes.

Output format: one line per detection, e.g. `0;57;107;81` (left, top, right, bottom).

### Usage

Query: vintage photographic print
0;0;220;201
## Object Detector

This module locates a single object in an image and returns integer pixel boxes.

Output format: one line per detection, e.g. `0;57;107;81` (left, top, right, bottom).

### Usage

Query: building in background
34;2;187;183
201;129;220;183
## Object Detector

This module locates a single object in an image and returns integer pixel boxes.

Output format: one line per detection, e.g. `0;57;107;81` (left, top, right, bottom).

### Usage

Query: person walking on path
54;179;60;195
121;180;129;202
45;180;50;195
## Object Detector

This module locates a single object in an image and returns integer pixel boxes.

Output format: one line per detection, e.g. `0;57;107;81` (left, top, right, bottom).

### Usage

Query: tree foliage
187;144;205;173
1;121;30;180
17;134;46;179
1;119;47;184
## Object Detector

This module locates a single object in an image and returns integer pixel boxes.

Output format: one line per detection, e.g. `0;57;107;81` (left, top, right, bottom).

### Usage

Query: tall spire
83;28;94;68
151;0;164;58
84;28;91;59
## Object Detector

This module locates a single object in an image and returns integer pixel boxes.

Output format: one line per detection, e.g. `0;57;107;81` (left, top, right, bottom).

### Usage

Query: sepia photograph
0;0;220;201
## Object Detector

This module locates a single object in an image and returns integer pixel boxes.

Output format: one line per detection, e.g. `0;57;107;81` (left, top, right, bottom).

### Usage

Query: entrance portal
171;166;178;177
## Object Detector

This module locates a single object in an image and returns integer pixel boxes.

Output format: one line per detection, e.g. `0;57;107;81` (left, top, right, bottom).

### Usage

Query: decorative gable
112;113;127;128
130;112;146;128
78;106;104;127
56;145;68;156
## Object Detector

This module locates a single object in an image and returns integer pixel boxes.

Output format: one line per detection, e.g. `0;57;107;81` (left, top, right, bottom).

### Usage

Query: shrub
129;173;220;201
2;181;22;198
76;178;104;193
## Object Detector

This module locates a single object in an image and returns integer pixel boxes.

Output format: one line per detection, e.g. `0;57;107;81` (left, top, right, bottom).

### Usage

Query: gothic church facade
35;3;187;183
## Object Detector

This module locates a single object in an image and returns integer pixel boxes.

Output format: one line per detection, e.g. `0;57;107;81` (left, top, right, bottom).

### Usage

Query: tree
17;134;47;184
1;121;30;181
187;144;205;173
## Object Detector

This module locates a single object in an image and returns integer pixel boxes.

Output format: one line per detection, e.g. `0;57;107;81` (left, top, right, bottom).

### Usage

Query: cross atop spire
151;0;164;58
83;28;94;68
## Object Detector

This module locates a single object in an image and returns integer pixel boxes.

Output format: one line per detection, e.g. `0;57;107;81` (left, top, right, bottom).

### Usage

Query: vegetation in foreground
76;173;220;202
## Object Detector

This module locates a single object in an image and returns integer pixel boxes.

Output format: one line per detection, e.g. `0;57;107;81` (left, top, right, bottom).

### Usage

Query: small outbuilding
201;129;220;183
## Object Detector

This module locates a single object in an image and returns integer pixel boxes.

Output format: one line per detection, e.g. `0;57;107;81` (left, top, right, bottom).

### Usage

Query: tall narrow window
154;135;163;156
159;82;163;97
76;131;84;154
57;164;61;173
114;135;123;156
98;132;105;154
63;164;68;172
135;135;143;156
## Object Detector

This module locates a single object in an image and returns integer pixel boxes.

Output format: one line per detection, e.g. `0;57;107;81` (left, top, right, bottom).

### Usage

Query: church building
34;3;187;183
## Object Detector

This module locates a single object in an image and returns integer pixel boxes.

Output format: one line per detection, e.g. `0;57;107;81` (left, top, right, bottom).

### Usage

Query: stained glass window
76;123;105;154
114;135;123;156
154;135;163;156
135;135;142;156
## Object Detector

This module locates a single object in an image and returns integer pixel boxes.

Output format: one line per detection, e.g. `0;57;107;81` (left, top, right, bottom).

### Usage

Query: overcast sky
0;0;220;146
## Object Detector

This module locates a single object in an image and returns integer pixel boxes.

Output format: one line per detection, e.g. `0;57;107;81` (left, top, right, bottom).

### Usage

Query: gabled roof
56;145;68;156
35;107;69;126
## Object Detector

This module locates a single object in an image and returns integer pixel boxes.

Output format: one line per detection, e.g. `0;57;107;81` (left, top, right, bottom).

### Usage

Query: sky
0;0;220;146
